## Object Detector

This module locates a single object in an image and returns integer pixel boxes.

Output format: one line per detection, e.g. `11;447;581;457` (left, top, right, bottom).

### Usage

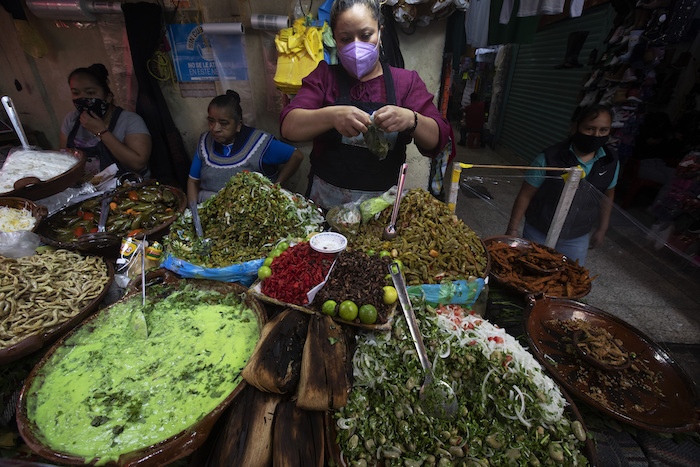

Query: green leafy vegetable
334;302;588;466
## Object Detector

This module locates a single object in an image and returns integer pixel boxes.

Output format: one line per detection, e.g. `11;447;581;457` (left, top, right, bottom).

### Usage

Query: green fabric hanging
488;0;540;45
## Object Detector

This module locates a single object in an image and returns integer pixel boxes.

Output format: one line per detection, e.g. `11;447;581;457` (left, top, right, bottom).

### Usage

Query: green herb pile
164;172;324;267
334;302;589;466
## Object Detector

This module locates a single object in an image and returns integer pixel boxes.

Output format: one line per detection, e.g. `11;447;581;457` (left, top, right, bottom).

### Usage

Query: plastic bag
326;201;363;237
359;187;396;223
407;278;485;307
364;122;389;159
326;188;399;233
273;17;327;94
36;183;98;217
114;237;163;288
160;252;264;287
0;231;41;258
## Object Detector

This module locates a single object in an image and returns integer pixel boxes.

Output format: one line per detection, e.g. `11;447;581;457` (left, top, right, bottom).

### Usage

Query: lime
359;304;378;324
338;300;359;321
392;259;404;271
379;250;391;258
383;286;398;305
263;257;274;267
321;300;337;316
277;241;290;251
257;265;272;280
366;249;375;256
269;249;283;258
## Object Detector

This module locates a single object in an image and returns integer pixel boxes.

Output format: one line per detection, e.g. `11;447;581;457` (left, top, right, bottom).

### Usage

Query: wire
147;51;176;85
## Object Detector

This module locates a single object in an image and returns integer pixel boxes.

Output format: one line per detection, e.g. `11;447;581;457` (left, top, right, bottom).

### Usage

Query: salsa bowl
16;270;267;466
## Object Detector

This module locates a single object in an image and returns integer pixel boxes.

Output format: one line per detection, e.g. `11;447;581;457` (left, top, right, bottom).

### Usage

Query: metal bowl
0;197;48;233
16;269;268;466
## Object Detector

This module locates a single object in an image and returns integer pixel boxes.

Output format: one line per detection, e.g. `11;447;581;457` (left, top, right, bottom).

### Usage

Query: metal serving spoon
1;95;30;149
383;163;407;240
389;262;458;419
189;201;212;256
130;238;148;339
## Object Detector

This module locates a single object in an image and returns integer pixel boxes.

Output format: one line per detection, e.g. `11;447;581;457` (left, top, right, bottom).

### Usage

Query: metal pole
545;166;584;248
447;163;462;213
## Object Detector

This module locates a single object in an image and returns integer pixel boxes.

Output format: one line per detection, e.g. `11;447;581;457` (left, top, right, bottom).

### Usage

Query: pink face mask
337;40;380;79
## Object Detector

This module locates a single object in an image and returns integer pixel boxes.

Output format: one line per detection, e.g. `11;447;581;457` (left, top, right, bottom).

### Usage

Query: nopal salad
334;303;589;466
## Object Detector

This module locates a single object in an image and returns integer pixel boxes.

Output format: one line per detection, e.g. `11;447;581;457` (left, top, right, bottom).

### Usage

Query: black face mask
571;132;608;154
73;97;108;118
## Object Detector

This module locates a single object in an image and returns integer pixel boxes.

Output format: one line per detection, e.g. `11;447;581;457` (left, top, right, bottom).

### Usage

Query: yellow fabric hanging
273;17;326;95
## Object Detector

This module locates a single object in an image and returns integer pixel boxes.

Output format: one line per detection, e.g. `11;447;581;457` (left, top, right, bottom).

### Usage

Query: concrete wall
0;1;447;194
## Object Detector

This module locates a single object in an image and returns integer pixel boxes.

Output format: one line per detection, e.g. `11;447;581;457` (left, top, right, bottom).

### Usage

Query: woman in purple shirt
280;0;452;209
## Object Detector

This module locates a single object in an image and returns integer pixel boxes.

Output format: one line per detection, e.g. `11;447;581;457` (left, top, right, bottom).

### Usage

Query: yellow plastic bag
273;18;327;95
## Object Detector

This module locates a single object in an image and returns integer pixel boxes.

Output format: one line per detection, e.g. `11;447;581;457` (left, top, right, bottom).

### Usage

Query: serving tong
75;196;121;254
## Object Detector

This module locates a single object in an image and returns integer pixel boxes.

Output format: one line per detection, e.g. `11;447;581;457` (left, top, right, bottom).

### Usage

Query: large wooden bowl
16;269;268;466
36;181;186;257
0;149;85;200
484;235;591;299
0;255;113;366
524;295;700;433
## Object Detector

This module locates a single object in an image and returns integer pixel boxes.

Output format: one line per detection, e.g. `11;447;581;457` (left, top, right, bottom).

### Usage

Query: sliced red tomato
74;227;86;237
83;212;95;221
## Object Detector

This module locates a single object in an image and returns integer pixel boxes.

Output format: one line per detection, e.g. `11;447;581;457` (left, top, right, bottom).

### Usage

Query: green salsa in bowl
17;272;266;466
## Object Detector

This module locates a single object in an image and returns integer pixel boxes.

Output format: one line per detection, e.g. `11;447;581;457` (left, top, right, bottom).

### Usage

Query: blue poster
167;24;218;82
167;23;249;82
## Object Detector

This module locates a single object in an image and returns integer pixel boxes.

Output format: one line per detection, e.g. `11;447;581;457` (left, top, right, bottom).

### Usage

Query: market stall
1;163;699;466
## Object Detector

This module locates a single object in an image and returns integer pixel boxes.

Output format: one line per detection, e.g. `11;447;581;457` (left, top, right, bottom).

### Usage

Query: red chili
487;336;504;344
261;242;334;306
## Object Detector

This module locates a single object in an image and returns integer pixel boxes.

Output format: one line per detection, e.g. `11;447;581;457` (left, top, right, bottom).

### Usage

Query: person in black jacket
506;104;619;265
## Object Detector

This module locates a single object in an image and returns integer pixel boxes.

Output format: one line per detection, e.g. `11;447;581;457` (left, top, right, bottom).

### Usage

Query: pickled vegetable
350;189;488;285
43;184;182;243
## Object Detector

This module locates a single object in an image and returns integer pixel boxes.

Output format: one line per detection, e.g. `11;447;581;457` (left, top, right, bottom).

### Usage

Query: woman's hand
332;105;372;138
79;110;108;135
372;106;414;133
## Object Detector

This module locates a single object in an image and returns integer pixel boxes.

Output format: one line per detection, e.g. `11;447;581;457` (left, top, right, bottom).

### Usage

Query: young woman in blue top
187;90;304;203
506;104;620;265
